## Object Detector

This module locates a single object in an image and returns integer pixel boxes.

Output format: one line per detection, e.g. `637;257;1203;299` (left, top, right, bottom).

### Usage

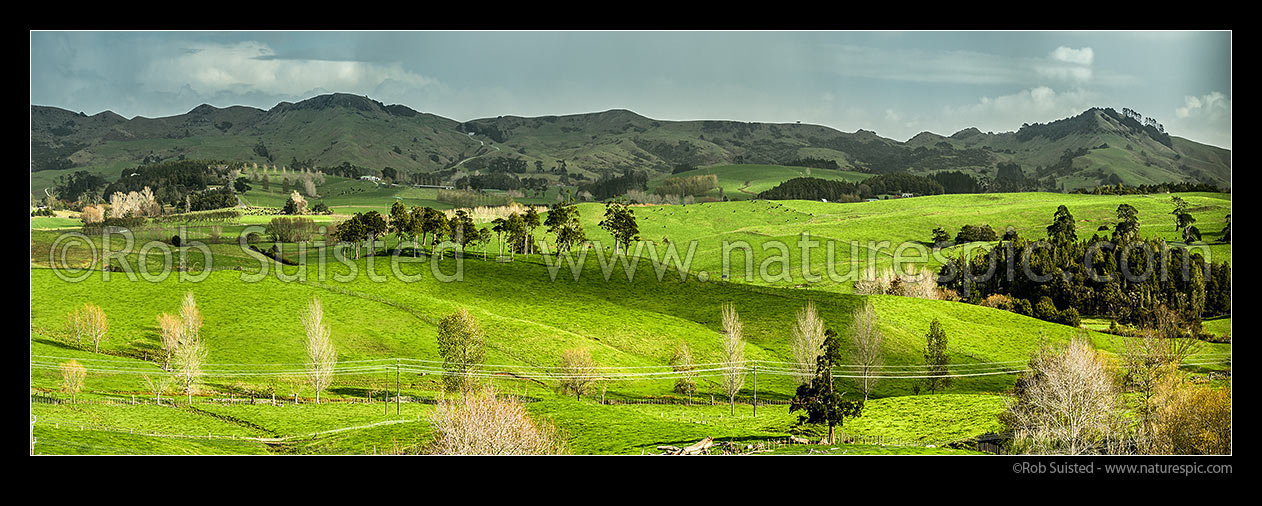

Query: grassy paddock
29;191;1231;454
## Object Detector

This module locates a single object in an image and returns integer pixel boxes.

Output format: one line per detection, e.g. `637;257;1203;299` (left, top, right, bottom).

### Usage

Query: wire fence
29;391;543;408
29;411;944;453
30;353;1231;385
32;414;420;443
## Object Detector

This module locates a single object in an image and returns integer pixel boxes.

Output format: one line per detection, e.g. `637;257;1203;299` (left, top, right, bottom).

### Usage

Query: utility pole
395;359;400;417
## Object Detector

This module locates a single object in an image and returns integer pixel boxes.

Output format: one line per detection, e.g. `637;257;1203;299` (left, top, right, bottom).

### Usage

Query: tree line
755;173;947;201
1071;181;1226;195
935;203;1230;333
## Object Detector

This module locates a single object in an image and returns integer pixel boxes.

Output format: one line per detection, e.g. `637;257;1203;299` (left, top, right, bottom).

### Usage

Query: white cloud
1050;46;1094;66
1034;47;1094;83
828;45;1025;85
142;41;436;98
940;86;1097;133
1175;91;1228;119
1170;91;1231;149
824;44;1109;86
1034;64;1093;83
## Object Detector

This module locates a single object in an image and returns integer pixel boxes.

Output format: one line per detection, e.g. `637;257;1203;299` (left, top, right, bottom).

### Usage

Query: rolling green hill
29;190;1230;454
32;95;1230;200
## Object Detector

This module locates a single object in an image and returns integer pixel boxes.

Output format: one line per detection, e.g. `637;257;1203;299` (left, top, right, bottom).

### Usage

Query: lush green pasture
28;391;1008;455
1201;315;1232;337
32;426;271;455
35;186;1231;296
30;202;1229;399
551;191;1230;294
843;393;1007;442
761;444;986;455
38;250;1203;403
238;175;450;212
29;191;1231;454
30;216;83;230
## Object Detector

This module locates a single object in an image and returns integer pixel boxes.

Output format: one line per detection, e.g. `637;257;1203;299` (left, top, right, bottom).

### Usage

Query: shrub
1058;307;1082;327
955;224;998;243
80;205;105;225
1011;298;1034;317
267;217;317;243
1034;296;1059;322
1003;334;1127;455
1149;374;1231;454
427;386;567;455
980;294;1013;310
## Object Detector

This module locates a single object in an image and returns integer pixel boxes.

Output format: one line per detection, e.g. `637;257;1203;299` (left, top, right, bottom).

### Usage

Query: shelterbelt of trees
754;173;1229;203
936;203;1230;334
756;173;950;201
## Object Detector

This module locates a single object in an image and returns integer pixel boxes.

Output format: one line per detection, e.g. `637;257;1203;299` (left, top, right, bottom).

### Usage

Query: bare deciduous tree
436;307;486;395
896;266;941;300
60;360;86;403
80;303;108;353
427;385;568;455
849;301;884;401
1003;333;1126;455
300;174;319;198
852;265;890;296
80;205;105;224
67;307;86;348
108;186;160;218
179;292;203;346
1117;305;1204;442
142;373;172;405
173;332;208;405
720;301;746;416
302;297;337;403
287;190;309;214
854;266;940;300
790;301;826;386
558;348;596;401
670;342;697;405
157;313;182;371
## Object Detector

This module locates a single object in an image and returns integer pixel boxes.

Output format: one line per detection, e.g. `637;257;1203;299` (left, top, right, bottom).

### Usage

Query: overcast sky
29;30;1232;149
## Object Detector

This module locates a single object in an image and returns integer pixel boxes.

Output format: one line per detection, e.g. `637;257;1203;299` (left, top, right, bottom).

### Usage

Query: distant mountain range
31;93;1231;195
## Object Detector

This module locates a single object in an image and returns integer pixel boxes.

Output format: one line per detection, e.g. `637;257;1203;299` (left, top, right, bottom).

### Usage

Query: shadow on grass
648;434;790;450
32;336;82;352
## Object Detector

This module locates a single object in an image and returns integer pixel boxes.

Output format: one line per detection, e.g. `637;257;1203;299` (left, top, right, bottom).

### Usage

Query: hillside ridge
30;94;1230;194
